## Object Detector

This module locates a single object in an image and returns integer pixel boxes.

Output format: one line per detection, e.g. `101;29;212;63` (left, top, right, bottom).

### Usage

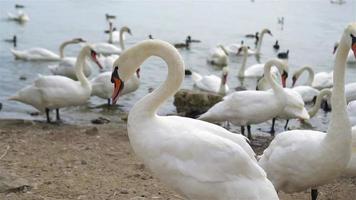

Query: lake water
0;0;355;133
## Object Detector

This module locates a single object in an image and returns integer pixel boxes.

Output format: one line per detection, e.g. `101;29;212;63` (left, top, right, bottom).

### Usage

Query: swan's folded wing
149;127;265;183
197;75;221;92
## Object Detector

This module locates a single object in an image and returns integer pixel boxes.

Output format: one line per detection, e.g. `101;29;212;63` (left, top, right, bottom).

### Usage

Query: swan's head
343;23;356;58
72;38;86;43
261;28;273;36
121;26;132;35
82;46;103;70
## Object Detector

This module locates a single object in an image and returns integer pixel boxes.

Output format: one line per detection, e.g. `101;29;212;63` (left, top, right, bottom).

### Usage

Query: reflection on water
0;1;355;133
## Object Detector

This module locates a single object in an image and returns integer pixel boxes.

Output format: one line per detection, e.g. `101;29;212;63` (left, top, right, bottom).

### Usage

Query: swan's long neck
255;31;266;54
75;50;91;90
129;41;184;118
59;40;75;59
300;66;315;86
327;35;351;138
119;29;126;50
308;89;331;118
238;48;248;77
265;60;285;99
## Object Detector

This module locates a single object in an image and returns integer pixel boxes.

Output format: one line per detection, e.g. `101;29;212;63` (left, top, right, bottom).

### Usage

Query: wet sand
0;119;355;200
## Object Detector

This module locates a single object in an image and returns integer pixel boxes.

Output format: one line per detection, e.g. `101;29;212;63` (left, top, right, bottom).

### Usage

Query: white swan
291;65;333;90
92;26;132;55
198;59;289;139
192;67;229;95
8;10;29;23
207;45;229;66
9;46;103;122
258;23;356;200
291;66;321;103
11;38;85;61
91;69;140;105
110;39;279;200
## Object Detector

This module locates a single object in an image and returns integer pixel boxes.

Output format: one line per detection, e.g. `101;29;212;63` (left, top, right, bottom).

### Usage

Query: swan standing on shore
258;23;356;200
92;26;132;55
9;46;103;122
198;59;289;139
110;40;279;200
192;67;229;95
11;38;86;61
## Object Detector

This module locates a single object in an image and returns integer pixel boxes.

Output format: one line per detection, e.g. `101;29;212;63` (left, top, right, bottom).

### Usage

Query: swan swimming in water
192;67;229;95
110;39;279;200
11;38;86;61
9;45;103;122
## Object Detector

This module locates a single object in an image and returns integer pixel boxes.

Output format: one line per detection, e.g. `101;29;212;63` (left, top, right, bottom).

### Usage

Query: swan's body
292;86;320;103
93;26;132;55
312;71;333;90
207;45;229;66
9;46;102;122
258;23;356;200
192;67;229;95
111;40;279;200
11;38;85;61
49;57;92;80
199;59;289;139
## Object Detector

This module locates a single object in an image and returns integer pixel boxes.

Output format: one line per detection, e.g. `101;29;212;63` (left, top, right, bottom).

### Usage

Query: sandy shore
0;119;355;200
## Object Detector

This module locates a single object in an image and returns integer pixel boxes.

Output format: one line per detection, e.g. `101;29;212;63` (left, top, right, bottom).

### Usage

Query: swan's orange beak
111;67;124;105
90;50;103;70
281;71;288;88
352;42;356;58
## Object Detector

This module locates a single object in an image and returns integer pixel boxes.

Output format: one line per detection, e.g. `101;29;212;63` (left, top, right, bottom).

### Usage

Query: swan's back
312;71;333;89
11;48;60;60
128;115;278;200
259;129;347;192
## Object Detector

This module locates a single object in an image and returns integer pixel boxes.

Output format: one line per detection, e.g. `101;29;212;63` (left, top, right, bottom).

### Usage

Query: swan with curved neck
192;67;229;95
110;40;279;200
254;28;273;55
92;26;132;55
198;59;288;139
292;65;333;90
11;38;86;61
9;45;103;122
259;23;356;200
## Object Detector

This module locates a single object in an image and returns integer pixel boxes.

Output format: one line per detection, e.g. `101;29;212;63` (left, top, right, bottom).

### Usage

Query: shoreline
0;118;355;200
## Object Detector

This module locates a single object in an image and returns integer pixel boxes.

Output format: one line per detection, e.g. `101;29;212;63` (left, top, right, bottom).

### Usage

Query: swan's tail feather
191;72;202;82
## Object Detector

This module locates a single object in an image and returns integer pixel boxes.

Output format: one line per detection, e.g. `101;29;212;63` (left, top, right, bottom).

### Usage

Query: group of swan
107;23;356;200
9;46;103;122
